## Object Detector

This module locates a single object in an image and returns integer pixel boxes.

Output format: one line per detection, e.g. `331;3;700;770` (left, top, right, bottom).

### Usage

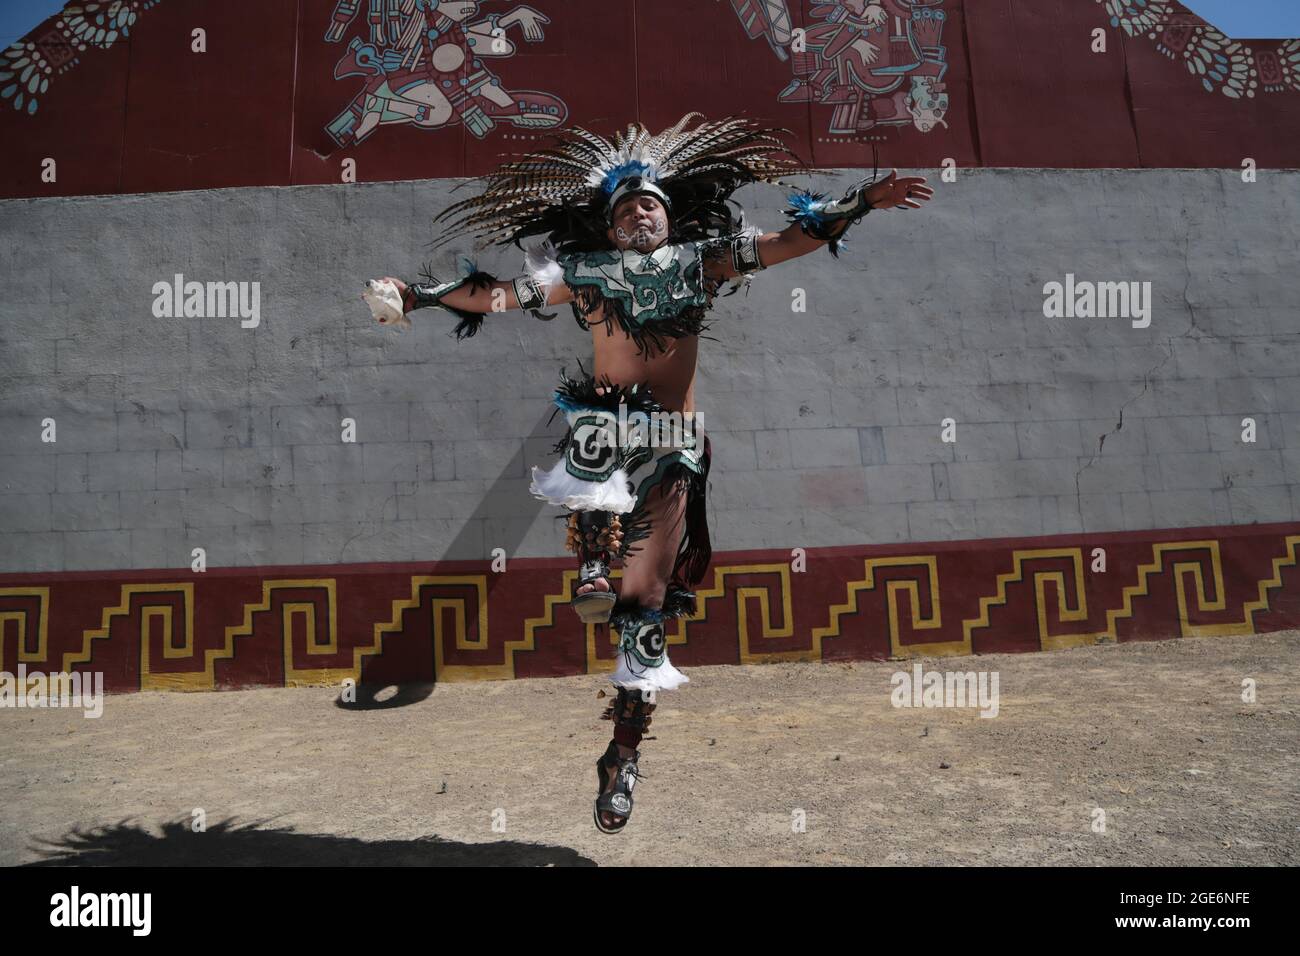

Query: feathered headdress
431;111;808;255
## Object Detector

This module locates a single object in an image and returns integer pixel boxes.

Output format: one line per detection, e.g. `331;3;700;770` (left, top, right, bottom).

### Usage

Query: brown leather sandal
594;740;643;833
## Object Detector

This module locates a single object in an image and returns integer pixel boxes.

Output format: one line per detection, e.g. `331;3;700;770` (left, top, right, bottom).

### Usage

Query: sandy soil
1;631;1297;867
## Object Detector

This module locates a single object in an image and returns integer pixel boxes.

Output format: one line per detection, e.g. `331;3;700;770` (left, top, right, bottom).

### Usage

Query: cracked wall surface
0;168;1296;573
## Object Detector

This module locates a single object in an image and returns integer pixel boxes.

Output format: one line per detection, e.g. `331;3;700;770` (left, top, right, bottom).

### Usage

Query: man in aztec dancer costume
375;112;931;832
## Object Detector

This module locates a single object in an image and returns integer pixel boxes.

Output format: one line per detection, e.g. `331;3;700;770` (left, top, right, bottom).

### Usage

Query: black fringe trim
416;264;498;340
609;597;654;633
552;360;668;415
570;285;717;358
606;583;698;626
609;435;712;576
616;504;655;563
546;359;669;453
671;432;712;588
661;584;698;620
614;464;684;564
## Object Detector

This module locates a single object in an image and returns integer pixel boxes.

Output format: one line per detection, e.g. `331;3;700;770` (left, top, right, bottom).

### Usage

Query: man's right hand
380;276;412;312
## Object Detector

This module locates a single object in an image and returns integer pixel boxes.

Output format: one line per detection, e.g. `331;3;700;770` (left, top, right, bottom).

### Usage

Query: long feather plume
431;113;808;253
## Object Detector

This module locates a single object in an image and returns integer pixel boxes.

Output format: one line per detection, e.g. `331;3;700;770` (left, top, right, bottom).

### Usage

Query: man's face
606;194;669;253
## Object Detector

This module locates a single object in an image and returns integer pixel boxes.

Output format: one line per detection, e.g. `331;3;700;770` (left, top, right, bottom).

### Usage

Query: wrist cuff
409;276;467;310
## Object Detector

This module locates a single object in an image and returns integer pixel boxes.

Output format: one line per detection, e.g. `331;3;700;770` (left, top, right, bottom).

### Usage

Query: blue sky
0;1;67;48
1184;0;1300;38
1;0;1298;49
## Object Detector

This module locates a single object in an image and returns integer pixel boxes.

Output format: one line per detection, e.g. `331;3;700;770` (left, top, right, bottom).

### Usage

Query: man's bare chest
590;317;700;413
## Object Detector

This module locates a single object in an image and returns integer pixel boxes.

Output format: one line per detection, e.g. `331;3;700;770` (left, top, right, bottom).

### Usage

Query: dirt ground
1;631;1297;867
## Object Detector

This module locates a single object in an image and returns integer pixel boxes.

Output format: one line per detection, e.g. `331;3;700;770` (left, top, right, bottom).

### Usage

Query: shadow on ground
335;681;436;711
22;818;595;866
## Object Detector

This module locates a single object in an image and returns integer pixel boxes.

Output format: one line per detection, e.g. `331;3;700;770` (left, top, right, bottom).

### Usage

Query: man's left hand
865;170;934;210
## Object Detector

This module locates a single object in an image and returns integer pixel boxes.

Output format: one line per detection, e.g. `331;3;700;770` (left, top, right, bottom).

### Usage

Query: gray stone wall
0;169;1296;572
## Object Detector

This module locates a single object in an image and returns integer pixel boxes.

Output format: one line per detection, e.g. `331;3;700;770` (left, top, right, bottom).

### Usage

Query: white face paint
615;218;667;252
608;193;670;253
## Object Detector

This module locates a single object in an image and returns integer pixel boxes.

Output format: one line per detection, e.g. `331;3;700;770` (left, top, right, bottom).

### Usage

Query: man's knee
617;576;667;609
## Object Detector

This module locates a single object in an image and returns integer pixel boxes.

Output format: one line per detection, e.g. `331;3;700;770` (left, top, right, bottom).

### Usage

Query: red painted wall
1;0;1296;200
2;521;1298;692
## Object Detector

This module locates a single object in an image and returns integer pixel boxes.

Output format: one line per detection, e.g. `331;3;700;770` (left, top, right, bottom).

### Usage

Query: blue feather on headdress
601;160;656;195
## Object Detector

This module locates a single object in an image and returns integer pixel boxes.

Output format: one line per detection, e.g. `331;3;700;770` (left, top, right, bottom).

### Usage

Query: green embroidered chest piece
560;242;711;328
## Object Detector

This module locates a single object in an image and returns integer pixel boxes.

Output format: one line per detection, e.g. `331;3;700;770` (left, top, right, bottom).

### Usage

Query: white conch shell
363;278;410;330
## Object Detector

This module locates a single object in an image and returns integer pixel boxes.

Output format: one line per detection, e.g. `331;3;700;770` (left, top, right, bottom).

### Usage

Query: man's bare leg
595;476;688;831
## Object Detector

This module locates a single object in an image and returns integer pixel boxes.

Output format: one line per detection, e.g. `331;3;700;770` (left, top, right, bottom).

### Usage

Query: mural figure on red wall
324;0;568;148
1100;0;1300;98
0;0;165;116
729;0;949;137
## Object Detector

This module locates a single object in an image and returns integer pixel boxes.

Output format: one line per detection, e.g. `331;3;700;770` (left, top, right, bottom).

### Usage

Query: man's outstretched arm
704;170;934;280
384;275;574;316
